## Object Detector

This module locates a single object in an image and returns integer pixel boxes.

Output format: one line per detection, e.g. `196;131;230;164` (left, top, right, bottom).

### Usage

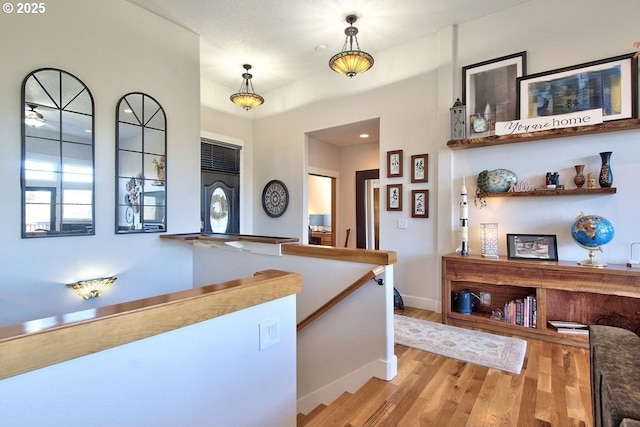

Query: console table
441;254;640;348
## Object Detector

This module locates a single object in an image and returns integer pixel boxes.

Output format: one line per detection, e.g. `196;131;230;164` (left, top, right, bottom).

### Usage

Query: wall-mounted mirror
21;68;95;238
116;93;166;233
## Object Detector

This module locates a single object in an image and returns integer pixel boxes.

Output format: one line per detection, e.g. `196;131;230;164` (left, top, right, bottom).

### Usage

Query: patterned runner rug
394;314;527;375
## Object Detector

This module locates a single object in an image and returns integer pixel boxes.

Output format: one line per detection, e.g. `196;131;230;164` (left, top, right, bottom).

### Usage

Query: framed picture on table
506;234;558;261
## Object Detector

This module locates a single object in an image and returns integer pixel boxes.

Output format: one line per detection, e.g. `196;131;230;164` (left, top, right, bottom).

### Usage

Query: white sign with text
495;109;603;136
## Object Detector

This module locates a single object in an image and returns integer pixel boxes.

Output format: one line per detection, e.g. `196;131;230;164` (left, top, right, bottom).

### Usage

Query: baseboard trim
297;356;396;415
398;295;441;313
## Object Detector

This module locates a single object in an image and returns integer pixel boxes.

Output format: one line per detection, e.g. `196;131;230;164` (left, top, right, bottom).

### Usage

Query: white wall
0;0;201;326
0;296;297;427
192;246;396;414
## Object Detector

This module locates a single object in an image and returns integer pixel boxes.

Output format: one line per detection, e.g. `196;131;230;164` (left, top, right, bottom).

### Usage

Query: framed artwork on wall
386;184;402;211
410;154;428;183
463;51;527;132
386;150;403;178
506;234;558;261
411;189;428;218
517;53;637;121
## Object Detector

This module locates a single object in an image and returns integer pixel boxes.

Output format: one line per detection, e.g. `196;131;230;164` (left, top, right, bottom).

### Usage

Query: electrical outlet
479;292;491;306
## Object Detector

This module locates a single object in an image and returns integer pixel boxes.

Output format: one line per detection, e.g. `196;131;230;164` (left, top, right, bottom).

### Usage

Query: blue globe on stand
571;212;615;268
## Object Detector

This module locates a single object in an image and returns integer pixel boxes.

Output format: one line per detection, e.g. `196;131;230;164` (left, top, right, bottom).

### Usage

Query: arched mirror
21;68;95;238
116;93;166;233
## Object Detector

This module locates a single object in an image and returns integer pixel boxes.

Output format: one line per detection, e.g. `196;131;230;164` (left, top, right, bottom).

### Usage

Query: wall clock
262;179;289;218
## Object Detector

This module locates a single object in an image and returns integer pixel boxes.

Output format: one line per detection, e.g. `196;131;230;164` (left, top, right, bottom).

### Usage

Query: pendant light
329;15;374;78
230;64;264;111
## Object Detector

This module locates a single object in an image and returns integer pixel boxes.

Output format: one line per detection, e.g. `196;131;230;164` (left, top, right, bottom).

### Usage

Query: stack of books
547;320;589;335
503;296;537;328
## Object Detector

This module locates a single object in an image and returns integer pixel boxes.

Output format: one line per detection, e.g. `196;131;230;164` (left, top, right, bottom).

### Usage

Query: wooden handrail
297;265;385;333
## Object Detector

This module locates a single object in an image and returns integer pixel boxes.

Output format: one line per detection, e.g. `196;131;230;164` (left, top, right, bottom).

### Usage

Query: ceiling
127;0;530;94
125;0;529;147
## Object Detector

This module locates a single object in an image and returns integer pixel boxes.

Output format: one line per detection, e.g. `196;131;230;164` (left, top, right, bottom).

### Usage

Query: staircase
297;377;389;427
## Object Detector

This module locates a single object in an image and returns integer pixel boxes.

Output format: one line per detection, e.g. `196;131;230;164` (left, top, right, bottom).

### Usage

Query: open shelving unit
441;254;640;348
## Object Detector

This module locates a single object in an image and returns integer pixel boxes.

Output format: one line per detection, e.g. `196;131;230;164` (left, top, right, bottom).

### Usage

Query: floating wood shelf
447;118;640;150
486;187;617;197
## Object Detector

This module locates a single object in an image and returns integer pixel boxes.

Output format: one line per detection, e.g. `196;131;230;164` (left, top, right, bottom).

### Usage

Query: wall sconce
480;223;499;259
67;276;117;299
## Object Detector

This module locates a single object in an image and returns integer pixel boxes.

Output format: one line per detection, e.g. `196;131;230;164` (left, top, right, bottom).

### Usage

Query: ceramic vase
573;165;585;188
599;151;613;188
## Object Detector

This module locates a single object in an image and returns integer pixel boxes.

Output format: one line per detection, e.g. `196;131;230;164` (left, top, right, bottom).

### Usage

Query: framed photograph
463;52;527;125
410;154;428;183
506;234;558;261
386;184;402;211
411;190;429;218
387;150;403;178
517;53;637;121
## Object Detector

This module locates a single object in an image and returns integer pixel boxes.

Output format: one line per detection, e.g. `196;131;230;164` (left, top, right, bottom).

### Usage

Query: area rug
394;314;527;375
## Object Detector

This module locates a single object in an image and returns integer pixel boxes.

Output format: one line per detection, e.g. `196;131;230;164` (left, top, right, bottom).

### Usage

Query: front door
201;171;239;234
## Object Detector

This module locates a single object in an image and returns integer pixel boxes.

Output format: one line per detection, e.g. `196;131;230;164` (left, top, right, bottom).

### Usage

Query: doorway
201;140;240;234
308;174;335;246
355;169;379;249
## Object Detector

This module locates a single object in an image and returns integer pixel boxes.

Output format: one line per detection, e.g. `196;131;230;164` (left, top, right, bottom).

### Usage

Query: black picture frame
517;53;637;121
462;52;527;124
506;234;558;261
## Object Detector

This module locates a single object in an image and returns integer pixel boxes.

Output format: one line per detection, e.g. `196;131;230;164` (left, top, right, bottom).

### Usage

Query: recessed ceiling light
359;133;369;138
315;45;327;52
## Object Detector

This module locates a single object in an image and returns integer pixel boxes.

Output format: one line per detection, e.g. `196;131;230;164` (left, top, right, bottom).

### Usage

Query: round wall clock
262;179;289;218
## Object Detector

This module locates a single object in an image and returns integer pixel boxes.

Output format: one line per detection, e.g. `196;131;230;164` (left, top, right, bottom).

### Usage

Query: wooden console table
441;254;640;348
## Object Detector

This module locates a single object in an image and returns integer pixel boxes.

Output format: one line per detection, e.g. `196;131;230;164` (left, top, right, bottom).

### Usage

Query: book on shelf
547;320;589;335
503;295;537;328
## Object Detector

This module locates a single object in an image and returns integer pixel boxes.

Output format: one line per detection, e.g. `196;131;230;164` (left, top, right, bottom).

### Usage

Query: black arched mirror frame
116;92;167;233
21;68;95;238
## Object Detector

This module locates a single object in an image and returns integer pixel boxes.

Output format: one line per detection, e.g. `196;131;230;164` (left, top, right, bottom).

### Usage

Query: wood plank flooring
298;307;592;427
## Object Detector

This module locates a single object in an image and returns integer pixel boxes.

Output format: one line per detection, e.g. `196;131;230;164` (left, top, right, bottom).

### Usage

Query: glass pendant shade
67;276;117;299
329;51;374;77
329;15;374;78
230;64;264;111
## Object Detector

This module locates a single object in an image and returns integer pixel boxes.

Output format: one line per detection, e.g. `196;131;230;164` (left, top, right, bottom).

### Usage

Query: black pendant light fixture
230;64;264;111
329;15;374;78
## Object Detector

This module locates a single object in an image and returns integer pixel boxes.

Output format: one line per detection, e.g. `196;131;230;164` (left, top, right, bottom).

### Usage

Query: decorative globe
571;213;614;267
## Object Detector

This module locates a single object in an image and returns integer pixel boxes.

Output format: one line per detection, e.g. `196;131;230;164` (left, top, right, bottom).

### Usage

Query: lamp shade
230;64;264;111
329;50;374;77
329;15;374;78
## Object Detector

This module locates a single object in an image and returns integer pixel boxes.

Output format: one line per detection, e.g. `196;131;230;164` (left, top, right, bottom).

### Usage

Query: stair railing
296;265;385;333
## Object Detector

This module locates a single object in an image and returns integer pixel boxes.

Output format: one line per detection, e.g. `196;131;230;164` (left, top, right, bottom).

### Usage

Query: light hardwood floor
298;307;592;427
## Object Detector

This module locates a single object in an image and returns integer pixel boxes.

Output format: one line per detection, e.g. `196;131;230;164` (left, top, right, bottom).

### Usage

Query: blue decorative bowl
477;169;518;193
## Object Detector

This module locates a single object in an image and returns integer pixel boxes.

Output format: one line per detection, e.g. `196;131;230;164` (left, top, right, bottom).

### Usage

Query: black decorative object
599;151;613;187
262;180;289;218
